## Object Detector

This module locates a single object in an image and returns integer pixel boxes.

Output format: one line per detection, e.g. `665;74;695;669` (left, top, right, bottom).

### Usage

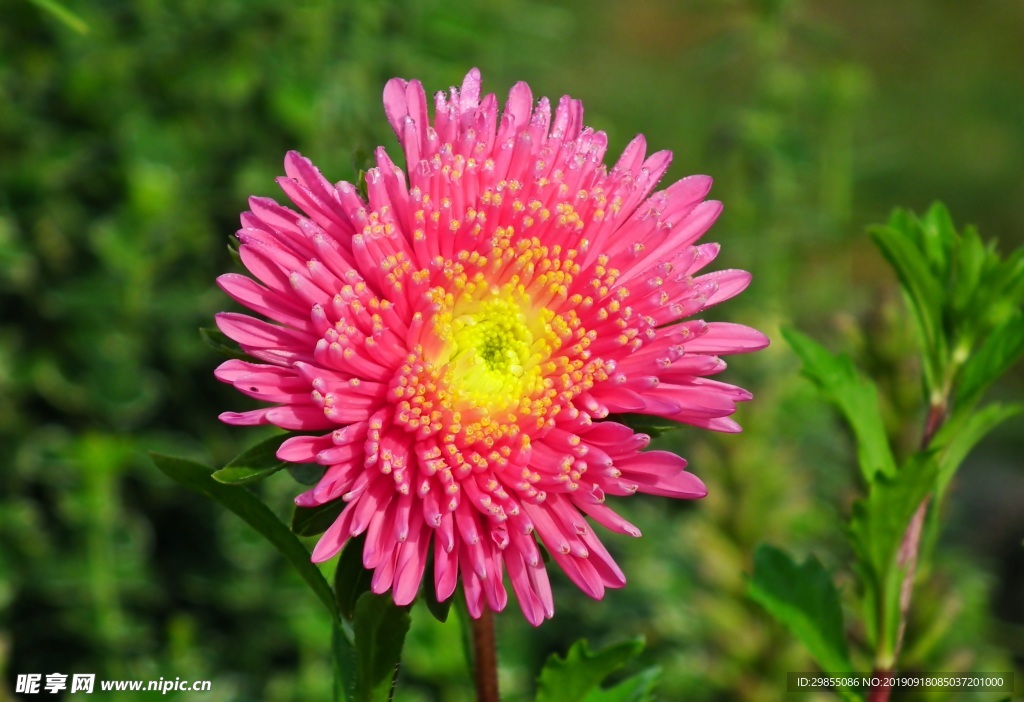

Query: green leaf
782;328;897;481
583;667;660;702
969;240;1024;328
994;247;1024;308
335;534;373;621
870;213;947;393
919;202;956;281
29;0;90;34
536;638;645;702
292;500;346;537
849;453;937;659
150;453;337;620
850;453;937;580
949;224;987;318
868;204;1024;414
455;596;476;684
955;318;1024;410
212;432;292;485
333;620;357;702
933;403;1023;495
748;545;853;677
352;592;411;702
200;326;246;359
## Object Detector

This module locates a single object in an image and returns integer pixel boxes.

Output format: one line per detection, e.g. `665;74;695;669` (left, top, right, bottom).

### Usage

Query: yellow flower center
387;232;612;455
438;290;549;413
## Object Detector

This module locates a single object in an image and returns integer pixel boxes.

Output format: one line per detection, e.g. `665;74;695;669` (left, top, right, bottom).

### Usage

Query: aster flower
214;68;768;625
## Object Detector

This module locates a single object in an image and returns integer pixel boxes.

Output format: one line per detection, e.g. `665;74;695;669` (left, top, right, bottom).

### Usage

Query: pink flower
215;69;768;625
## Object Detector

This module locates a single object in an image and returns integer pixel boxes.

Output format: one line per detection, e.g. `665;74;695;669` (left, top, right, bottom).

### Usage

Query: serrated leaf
871;214;945;348
583;667;660;702
973;242;1024;320
949;224;987;317
933;403;1023;495
335;534;373;621
212;432;293;485
955;318;1024;410
870;215;947;392
200;326;247;359
995;248;1024;306
849;453;937;658
292;500;346;537
353;592;411;702
150;453;337;620
783;328;897;481
748;545;853;677
536;638;645;702
850;454;937;582
919;202;956;280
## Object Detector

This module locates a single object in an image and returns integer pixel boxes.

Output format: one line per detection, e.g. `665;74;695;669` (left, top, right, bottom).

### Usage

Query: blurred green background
2;0;1022;700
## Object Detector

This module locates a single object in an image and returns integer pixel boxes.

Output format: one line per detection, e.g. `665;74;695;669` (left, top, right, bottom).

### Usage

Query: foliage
748;546;853;682
755;206;1023;701
535;639;657;702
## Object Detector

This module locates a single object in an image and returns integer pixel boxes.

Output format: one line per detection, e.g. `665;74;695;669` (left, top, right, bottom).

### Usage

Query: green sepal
200;326;247;359
607;413;679;439
292;500;346;537
288;462;326;486
227;233;242;266
422;551;453;623
335;534;373;621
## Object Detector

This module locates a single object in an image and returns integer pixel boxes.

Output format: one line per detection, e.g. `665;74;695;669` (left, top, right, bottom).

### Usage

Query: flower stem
471;609;500;702
867;679;893;702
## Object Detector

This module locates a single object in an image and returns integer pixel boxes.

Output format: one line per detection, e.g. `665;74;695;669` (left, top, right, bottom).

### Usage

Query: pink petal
683;322;771;354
